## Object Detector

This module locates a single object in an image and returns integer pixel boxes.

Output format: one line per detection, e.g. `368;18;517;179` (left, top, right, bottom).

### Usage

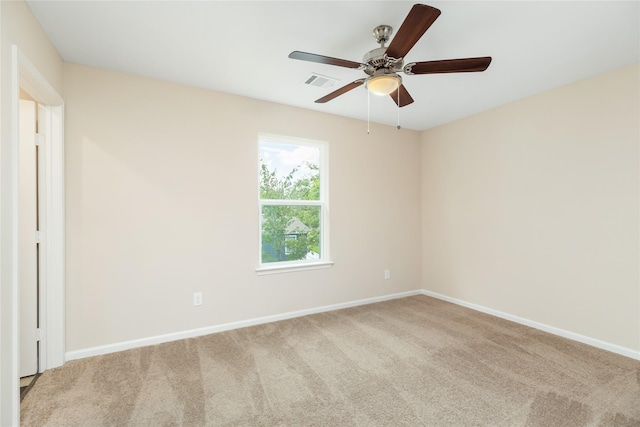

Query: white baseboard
65;288;640;362
420;289;640;361
65;290;421;361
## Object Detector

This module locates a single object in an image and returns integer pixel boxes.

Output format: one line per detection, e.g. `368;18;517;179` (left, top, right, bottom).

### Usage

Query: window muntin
258;135;327;268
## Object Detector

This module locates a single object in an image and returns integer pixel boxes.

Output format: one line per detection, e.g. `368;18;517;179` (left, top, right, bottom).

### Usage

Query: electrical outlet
384;269;390;280
193;292;203;306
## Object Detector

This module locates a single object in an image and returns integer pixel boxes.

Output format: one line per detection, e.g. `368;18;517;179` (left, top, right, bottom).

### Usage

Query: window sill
256;260;335;275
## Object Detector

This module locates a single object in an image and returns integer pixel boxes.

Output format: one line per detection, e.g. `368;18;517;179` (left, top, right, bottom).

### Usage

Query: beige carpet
20;295;640;426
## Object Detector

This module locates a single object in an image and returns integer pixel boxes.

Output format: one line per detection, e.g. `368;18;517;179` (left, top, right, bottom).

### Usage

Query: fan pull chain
367;89;370;134
397;89;401;130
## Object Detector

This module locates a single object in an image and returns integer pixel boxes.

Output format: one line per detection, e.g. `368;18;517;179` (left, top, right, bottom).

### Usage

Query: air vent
303;73;338;89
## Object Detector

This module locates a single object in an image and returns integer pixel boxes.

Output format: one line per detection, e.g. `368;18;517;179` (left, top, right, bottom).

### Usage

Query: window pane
259;141;320;201
261;205;321;263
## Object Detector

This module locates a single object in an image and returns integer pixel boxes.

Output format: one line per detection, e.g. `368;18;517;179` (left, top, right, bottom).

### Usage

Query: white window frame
256;134;333;275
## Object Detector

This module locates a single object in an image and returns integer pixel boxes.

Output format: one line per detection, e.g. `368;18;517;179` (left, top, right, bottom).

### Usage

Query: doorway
18;95;41;398
4;45;66;426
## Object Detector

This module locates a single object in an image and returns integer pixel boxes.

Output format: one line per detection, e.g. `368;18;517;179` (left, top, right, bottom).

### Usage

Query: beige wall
63;63;422;352
421;63;640;351
0;0;64;424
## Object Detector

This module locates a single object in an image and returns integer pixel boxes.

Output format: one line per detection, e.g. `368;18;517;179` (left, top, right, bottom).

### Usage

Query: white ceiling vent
303;73;338;89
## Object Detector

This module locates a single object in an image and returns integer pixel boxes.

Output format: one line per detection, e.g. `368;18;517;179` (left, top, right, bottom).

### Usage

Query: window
257;135;331;273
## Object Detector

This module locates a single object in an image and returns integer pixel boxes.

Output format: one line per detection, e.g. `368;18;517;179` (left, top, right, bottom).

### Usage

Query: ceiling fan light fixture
366;73;401;96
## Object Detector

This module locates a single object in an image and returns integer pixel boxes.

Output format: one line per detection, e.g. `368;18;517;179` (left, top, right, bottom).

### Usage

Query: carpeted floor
20;295;640;426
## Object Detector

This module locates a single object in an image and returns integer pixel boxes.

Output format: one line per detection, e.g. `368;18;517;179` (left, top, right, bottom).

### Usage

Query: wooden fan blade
385;4;441;60
390;84;414;107
315;79;365;103
406;57;492;74
289;51;363;69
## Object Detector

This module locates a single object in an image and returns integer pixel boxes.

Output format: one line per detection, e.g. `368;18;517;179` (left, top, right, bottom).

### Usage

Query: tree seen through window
259;138;324;264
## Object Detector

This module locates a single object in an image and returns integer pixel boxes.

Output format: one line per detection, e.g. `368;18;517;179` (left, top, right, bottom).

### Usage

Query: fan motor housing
363;47;404;76
363;47;387;67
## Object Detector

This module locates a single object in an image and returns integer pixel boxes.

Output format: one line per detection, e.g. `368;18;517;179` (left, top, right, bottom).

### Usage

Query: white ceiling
26;1;639;131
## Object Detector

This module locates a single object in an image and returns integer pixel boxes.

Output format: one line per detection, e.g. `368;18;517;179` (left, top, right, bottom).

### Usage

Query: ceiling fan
289;3;492;108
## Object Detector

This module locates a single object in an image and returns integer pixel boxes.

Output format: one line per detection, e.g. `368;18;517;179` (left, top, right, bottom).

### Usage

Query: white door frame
8;44;65;422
